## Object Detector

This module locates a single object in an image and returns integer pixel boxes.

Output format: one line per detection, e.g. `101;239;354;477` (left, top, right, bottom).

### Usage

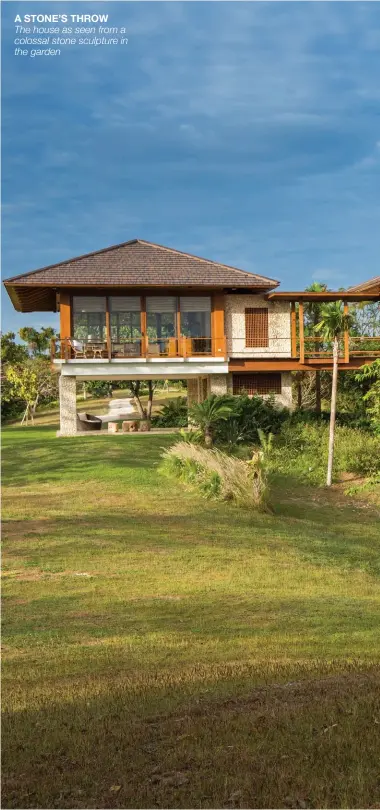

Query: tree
315;301;353;486
1;332;28;365
354;359;380;433
127;380;156;422
304;281;328;414
189;394;234;447
18;326;56;356
5;358;59;425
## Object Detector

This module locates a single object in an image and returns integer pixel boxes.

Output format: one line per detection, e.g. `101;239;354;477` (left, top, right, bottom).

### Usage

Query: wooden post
105;296;111;360
140;295;147;357
343;301;349;363
176;296;181;357
211;293;225;358
59;292;71;359
291;302;297;358
299;300;305;364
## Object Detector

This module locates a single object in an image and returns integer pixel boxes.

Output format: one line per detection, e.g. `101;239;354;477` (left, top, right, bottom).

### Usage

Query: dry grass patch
162;442;268;508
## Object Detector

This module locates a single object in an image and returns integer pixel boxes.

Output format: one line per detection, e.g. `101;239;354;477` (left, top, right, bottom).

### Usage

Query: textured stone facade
208;371;293;409
209;374;231;396
187;378;199;408
225;294;291;357
277;372;293;409
59;375;77;436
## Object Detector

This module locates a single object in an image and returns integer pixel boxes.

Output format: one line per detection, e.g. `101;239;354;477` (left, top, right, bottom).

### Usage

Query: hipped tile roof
348;276;380;295
5;239;278;289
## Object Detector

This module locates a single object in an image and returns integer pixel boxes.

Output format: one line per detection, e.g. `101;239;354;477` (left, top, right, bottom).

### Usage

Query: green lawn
2;427;380;809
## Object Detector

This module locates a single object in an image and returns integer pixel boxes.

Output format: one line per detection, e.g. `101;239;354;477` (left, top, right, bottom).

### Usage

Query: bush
151;397;188;428
288;408;373;433
161;442;268;509
213;394;288;448
270;420;380;485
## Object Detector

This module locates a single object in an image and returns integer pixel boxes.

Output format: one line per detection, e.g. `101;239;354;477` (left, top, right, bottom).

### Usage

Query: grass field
2;425;380;809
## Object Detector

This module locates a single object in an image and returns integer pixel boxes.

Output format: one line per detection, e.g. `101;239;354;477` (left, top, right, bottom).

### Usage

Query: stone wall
225;294;291;357
58;375;77;436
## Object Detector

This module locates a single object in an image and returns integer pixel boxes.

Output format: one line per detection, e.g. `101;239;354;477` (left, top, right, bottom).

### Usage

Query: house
348;276;380;296
4;239;379;436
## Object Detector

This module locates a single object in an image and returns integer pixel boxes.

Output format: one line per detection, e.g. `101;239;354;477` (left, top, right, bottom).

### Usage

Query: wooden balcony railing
51;336;227;361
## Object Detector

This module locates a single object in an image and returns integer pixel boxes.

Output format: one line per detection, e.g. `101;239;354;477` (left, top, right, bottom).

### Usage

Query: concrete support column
279;372;293;410
59;375;77;436
187;378;200;426
209;373;231;396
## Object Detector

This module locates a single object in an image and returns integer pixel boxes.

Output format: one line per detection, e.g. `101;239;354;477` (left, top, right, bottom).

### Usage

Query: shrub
189;395;235;447
161;442;268;509
213;394;288;448
270;420;380;485
151;397;188;428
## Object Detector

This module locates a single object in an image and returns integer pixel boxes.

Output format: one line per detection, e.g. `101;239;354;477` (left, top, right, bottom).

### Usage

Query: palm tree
305;281;328;414
315;301;353;486
189;395;234;447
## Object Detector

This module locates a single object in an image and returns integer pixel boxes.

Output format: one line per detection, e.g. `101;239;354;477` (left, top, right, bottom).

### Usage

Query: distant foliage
18;327;56;356
85;381;114;398
151;397;188;427
1;332;28;364
161;441;268;509
355;360;380;435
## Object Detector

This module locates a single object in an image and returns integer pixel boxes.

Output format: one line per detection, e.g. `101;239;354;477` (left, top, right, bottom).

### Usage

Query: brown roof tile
348;276;380;294
5;238;278;289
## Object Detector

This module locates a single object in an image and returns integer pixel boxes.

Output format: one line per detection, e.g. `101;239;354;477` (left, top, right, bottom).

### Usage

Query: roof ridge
135;239;279;284
4;238;278;287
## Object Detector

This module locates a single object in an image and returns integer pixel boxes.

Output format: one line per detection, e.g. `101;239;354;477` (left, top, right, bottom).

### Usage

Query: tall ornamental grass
161;442;268;509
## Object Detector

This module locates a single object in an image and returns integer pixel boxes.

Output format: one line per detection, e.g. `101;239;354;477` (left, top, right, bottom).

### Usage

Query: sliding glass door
73;296;106;340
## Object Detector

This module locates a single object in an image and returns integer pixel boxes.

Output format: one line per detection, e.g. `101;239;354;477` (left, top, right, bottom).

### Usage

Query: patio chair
123;341;140;357
69;339;86;359
77;412;102;432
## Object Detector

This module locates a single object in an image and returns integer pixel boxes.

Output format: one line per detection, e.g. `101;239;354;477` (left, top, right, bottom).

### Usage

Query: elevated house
4;239;379;435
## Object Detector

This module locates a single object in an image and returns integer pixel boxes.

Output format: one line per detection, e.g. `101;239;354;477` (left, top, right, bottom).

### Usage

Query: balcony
51;335;227;362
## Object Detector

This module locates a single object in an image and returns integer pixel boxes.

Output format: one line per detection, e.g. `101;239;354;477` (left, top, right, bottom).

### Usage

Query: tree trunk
146;381;154;422
315;370;321;415
204;426;213;448
129;381;146;418
326;337;339;487
83;383;87;400
31;394;39;419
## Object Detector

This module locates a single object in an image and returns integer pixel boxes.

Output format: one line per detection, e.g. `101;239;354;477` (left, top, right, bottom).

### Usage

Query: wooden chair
69;339;86;359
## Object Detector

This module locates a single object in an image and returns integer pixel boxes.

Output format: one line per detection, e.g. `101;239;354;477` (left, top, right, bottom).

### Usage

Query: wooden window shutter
245;308;269;348
232;373;281;396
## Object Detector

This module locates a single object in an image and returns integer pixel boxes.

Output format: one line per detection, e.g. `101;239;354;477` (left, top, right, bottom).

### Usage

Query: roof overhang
3;283;58;312
266;291;380;302
4;282;273;313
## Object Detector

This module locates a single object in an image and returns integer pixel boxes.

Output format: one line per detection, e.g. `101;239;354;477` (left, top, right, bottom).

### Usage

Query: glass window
146;296;176;340
73;297;106;340
180;297;211;338
109;297;141;342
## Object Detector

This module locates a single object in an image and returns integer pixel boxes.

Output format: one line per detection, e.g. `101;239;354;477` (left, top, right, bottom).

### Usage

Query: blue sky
2;1;380;334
